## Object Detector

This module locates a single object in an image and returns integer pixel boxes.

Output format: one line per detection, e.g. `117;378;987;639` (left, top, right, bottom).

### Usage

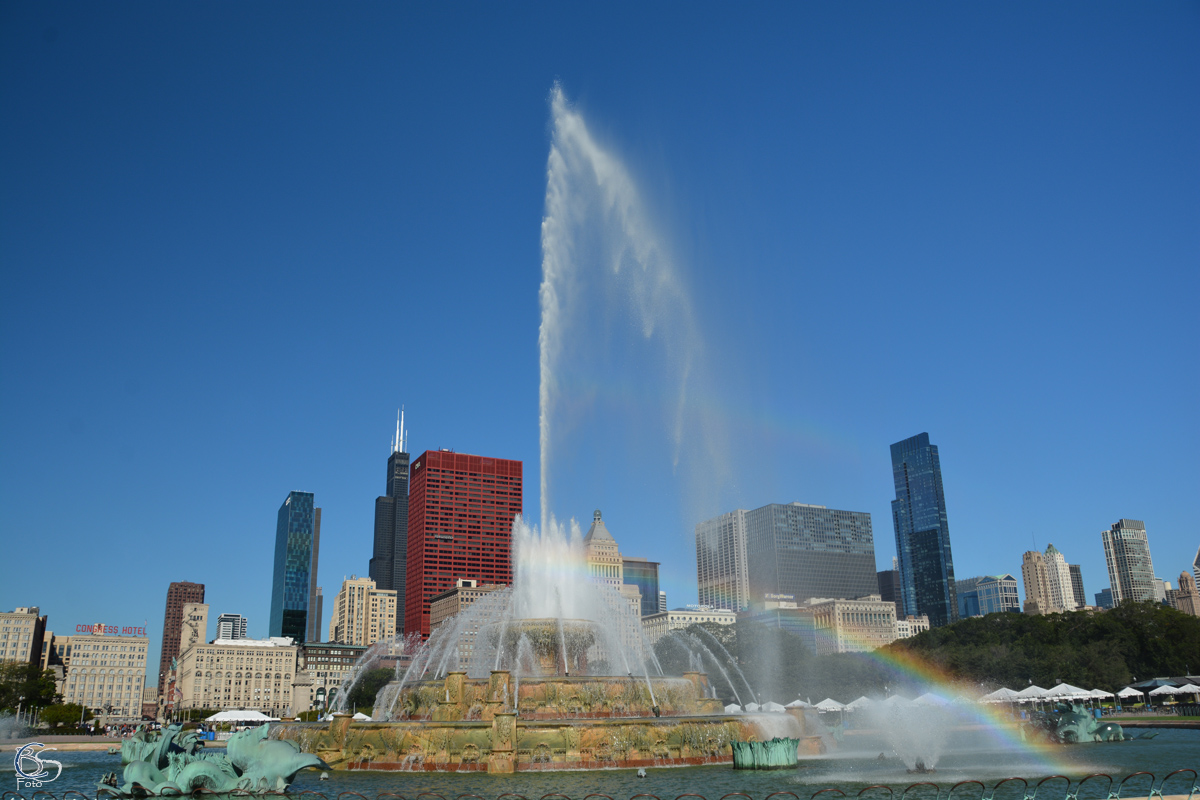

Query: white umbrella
724;703;743;714
815;698;846;711
761;701;787;713
914;692;950;706
846;696;873;710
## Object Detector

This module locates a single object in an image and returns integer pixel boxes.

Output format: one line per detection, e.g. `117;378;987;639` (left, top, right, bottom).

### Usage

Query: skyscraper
370;411;411;607
890;433;958;627
622;556;661;617
1022;550;1057;614
744;502;877;603
307;508;322;642
1101;519;1156;604
270;491;317;642
404;450;522;639
695;510;750;611
1068;564;1086;608
1193;545;1200;595
158;581;204;693
328;575;397;646
215;614;248;640
1044;544;1078;612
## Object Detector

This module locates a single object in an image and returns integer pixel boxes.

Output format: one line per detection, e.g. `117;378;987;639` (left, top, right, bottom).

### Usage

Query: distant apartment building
696;509;750;612
1102;519;1156;604
890;433;958;628
180;603;209;655
296;641;367;713
809;595;897;656
740;595;818;652
1022;550;1057;614
894;614;931;639
59;628;149;723
1173;571;1200;617
1095;588;1114;609
158;581;204;694
270;492;319;643
1068;564;1086;608
216;614;248;640
958;574;1019;617
657;591;667;614
744;502;877;604
0;607;47;666
641;606;737;644
1044;545;1078;612
429;579;505;632
176;636;298;717
328;575;397;647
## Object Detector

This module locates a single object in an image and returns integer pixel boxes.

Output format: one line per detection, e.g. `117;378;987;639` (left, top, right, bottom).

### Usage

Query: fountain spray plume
538;83;731;532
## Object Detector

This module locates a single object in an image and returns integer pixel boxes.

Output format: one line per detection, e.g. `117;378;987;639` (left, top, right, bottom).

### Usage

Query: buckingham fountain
271;514;818;773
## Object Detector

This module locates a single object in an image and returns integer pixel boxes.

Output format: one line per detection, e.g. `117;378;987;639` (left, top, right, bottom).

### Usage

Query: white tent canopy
1044;683;1089;699
882;694;912;706
815;698;846;711
1149;685;1179;696
352;712;372;720
1117;687;1144;698
205;710;280;722
724;703;743;714
1088;688;1115;699
744;702;762;712
1016;685;1048;699
786;699;813;708
1174;684;1200;696
760;701;787;713
846;696;873;710
914;692;950;706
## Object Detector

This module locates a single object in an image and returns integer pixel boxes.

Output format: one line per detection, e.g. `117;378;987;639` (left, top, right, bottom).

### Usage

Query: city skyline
1;4;1197;683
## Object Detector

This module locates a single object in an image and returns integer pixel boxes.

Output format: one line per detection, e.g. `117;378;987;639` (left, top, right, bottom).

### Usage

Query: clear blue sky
2;2;1197;683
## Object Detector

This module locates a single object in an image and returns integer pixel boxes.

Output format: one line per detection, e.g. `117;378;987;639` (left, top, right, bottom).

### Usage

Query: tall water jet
538;83;729;533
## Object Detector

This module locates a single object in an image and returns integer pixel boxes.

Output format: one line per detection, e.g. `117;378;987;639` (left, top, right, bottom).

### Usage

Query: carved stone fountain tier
274;670;826;773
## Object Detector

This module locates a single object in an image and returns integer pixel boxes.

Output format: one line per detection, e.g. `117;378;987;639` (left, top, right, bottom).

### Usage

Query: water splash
538;83;728;531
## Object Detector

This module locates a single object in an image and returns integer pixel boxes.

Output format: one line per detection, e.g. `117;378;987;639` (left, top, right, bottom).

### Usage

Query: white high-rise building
1044;544;1078;612
215;614;248;640
1022;550;1058;614
695;510;749;611
328;576;397;647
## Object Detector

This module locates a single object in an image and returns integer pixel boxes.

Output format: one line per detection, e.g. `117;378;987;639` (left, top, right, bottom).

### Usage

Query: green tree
39;703;93;728
0;663;60;713
347;667;394;712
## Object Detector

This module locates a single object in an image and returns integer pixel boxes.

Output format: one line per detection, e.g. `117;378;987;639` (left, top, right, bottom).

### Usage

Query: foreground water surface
2;729;1195;800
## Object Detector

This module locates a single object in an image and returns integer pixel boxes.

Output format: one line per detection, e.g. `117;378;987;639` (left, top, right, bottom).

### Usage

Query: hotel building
59;627;149;723
641;606;737;644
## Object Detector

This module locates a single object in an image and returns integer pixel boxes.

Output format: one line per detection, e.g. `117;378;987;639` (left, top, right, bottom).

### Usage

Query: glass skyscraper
270;491;317;642
890;432;958;627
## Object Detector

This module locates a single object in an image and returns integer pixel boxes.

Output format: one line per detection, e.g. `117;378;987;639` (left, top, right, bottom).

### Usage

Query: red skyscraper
404;450;522;639
158;580;205;694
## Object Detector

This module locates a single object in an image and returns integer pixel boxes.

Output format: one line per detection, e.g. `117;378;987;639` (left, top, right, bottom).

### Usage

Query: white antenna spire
394;409;401;454
400;405;407;453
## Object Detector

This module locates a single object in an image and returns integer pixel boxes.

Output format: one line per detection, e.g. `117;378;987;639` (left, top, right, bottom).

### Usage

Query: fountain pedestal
488;713;517;773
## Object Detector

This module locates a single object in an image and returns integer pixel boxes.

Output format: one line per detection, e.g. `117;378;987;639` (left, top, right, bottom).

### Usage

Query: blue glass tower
270;491;316;642
890;433;958;627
